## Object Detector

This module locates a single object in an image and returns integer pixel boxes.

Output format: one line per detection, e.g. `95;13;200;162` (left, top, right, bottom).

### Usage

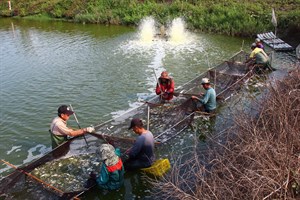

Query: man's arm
167;79;175;93
200;91;210;104
246;50;256;63
155;83;162;95
128;136;144;158
56;121;93;137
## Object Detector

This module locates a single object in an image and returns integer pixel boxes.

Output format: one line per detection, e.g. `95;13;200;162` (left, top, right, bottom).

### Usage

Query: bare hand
86;126;95;133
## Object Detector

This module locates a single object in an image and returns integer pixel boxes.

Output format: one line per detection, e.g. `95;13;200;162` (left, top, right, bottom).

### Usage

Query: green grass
0;0;299;36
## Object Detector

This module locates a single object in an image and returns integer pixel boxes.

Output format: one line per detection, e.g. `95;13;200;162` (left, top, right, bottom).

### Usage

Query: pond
0;17;297;199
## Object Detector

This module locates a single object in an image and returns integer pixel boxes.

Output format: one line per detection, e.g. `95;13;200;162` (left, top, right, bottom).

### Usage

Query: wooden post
147;104;150;130
8;1;11;11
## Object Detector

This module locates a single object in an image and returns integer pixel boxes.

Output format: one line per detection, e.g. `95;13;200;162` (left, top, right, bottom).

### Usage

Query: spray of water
138;16;156;43
168;18;188;43
116;17;204;122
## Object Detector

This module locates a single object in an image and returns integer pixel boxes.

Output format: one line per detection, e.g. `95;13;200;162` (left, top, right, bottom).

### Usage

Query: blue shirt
129;131;155;165
200;87;216;112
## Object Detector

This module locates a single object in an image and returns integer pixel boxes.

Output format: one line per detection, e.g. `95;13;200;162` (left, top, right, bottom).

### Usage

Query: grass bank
0;0;300;37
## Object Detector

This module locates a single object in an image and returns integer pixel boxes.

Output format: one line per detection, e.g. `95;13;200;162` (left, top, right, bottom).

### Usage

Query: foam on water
23;144;51;164
6;145;22;155
1;144;51;175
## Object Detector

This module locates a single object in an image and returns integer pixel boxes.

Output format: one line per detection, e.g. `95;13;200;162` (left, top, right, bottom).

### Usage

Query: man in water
123;118;155;171
245;43;271;72
49;105;95;149
191;78;216;113
155;71;175;101
95;144;124;190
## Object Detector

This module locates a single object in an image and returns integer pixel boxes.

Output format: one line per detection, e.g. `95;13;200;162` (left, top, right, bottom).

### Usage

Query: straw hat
97;144;119;166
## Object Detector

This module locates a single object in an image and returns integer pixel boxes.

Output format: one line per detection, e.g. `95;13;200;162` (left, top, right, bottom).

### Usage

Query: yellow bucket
141;159;171;177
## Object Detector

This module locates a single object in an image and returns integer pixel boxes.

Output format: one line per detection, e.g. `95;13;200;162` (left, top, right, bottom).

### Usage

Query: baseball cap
128;118;143;130
58;105;74;115
201;78;210;84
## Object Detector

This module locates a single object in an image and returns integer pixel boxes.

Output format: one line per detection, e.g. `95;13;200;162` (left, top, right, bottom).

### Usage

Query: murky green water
0;17;298;199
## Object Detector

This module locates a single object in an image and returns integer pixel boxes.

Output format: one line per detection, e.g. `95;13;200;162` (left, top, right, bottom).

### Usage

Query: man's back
201;88;216;112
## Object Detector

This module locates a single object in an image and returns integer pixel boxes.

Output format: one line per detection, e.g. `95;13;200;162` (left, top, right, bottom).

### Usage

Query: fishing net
0;51;251;199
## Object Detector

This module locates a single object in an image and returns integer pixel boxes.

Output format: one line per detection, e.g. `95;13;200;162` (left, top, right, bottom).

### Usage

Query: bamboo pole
147;104;150;130
8;1;11;10
69;104;89;147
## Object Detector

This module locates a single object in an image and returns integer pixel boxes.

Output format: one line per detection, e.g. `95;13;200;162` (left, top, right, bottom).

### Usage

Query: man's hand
86;126;95;133
191;96;199;100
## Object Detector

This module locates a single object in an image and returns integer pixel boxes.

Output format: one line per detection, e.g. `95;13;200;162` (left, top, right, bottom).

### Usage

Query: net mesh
0;51;251;199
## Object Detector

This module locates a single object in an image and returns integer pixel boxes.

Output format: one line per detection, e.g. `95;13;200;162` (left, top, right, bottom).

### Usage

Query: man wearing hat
255;38;264;50
191;78;216;113
245;43;271;72
49;105;95;149
123;118;155;171
155;71;175;101
94;144;124;190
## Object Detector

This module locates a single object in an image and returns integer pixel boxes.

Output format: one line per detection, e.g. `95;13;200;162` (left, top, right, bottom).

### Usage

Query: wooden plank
257;32;294;51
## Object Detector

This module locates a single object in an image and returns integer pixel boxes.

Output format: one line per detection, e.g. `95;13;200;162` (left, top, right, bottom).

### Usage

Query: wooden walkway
257;32;294;51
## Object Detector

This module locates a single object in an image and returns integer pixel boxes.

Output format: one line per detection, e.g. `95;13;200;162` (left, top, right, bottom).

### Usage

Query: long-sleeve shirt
155;78;175;100
200;87;216;112
129;131;155;166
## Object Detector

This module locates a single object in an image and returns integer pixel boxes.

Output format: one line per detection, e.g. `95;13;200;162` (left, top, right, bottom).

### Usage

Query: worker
49;105;95;149
94;144;124;190
155;71;175;101
191;78;217;113
245;43;271;72
123;118;155;171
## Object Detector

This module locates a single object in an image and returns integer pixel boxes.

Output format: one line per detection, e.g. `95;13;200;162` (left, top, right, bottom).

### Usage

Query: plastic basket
141;159;171;177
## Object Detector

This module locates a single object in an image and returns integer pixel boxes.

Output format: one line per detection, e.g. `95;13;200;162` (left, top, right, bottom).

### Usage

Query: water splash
120;17;202;55
138;17;156;43
168;18;188;44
